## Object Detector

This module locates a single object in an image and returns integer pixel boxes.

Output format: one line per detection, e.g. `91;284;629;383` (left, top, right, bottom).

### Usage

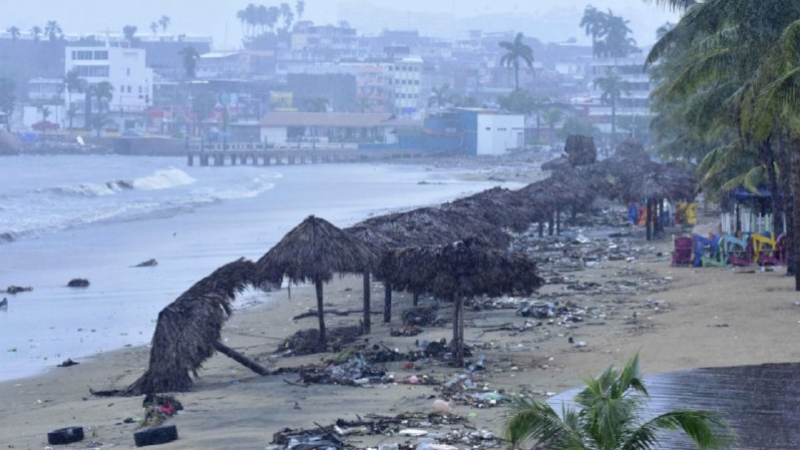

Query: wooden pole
646;198;653;241
452;295;460;361
213;341;269;376
362;270;371;334
556;208;562;235
538;221;544;238
315;280;326;350
413;292;419;306
457;297;465;367
548;213;555;236
383;282;392;323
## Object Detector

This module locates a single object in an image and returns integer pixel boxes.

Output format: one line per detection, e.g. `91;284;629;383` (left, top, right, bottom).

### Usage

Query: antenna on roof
100;28;113;47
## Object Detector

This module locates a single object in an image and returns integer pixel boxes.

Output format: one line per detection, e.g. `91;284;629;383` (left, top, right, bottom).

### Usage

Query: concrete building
400;108;524;155
259;112;419;146
65;45;154;130
588;55;653;140
390;56;423;117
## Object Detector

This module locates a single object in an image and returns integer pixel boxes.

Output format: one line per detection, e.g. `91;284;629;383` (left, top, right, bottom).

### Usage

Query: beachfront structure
587;54;653;138
400;108;524;155
259;112;420;146
65;45;154;131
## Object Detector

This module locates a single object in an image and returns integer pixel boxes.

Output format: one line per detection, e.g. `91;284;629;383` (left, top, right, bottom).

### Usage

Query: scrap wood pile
277;326;364;357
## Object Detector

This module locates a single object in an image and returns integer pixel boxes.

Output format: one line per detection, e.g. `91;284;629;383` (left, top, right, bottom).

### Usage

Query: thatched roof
256;215;377;285
622;163;697;202
353;207;512;250
564;135;597;167
125;258;256;395
442;187;538;233
376;238;543;300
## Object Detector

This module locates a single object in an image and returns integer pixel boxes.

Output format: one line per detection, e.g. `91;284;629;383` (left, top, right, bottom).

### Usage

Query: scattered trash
134;259;158;268
402;305;441;327
57;358;79;368
5;285;32;294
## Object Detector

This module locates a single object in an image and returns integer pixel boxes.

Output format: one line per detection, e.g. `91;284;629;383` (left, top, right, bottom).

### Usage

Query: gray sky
1;0;679;49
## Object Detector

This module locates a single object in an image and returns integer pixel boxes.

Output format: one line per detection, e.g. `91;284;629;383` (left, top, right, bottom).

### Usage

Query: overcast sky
1;0;680;48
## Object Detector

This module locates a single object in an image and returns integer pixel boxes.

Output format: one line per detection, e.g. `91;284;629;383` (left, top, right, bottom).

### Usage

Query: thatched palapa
256;215;377;349
125;258;257;395
442;187;538;233
377;238;543;366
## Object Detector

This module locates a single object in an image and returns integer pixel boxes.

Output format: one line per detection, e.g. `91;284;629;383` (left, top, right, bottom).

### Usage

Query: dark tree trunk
456;297;465;367
383;282;392;323
362;270;371;334
413;292;419;306
778;135;794;274
759;139;781;234
315;280;326;350
646;198;653;241
792;146;800;290
538;221;544;237
452;295;460;354
213;341;269;376
548;213;555;236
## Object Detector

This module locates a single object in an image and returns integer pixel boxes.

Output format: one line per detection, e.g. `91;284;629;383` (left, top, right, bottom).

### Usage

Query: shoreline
4;217;800;448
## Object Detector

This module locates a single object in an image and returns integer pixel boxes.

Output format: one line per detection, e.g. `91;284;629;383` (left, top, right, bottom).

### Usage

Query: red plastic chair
671;236;693;267
776;234;790;266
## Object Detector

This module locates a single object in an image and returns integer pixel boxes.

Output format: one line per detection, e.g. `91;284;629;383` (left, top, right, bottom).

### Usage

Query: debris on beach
401;305;442;327
134;258;159;267
5;285;33;294
390;325;424;337
0;297;6;310
278;326;364;357
57;358;79;367
140;394;183;428
67;278;90;288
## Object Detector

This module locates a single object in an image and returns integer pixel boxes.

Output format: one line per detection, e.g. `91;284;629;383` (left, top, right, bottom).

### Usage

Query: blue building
399;108;524;155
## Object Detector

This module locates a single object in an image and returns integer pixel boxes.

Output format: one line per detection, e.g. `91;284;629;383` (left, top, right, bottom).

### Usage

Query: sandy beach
2;204;799;449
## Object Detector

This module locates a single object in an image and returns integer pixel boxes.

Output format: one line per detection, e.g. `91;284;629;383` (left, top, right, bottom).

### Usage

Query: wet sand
2;221;799;449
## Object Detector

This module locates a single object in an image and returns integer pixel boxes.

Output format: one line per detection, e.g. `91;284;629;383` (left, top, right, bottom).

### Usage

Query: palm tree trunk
315;279;326;350
514;62;520;90
413;292;419;306
646;198;653;241
457;297;466;367
611;99;617;146
792;144;800;290
383;282;392;323
758;140;782;235
84;89;91;130
778;135;793;273
362;270;371;334
213;341;269;376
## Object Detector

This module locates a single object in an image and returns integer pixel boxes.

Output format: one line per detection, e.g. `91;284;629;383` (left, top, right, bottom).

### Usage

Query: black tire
134;425;178;447
47;426;84;445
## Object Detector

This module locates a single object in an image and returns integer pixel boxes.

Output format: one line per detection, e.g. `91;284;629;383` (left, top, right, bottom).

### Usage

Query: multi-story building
389;56;423;117
65;45;154;130
587;54;652;142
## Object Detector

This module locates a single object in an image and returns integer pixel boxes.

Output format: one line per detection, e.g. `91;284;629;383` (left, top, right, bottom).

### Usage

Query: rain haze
3;0;679;47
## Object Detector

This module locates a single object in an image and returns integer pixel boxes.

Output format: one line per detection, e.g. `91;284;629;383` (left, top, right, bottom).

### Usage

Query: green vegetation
503;354;735;450
593;69;630;145
180;46;200;79
645;0;800;288
580;6;640;58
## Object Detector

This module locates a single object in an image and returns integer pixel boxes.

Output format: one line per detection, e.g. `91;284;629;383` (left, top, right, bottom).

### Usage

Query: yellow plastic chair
751;233;778;265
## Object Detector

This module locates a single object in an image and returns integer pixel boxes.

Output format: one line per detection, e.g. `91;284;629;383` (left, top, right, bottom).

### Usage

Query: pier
186;144;433;167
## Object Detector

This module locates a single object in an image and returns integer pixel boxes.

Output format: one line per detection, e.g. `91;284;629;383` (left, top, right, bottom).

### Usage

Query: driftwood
291;308;381;321
213;341;270;376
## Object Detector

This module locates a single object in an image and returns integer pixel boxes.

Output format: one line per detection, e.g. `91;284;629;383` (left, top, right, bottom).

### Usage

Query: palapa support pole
315;280;326;350
646;198;653;241
538;221;544;238
457;297;465;367
362;270;371;334
213;341;270;376
548;213;555;236
413;292;419;306
383;282;392;323
556;208;562;236
452;295;460;361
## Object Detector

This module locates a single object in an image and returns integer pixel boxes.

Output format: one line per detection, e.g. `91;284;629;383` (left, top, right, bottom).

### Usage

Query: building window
126;68;131;76
74;65;110;77
93;50;108;60
127;85;132;93
72;50;93;60
485;127;491;131
138;86;143;94
119;85;124;93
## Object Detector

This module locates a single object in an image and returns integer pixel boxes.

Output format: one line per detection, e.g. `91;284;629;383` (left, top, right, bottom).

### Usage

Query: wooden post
538;221;544;238
187;153;193;166
548;213;555;236
213;341;269;376
646;198;653;241
413;292;419;306
363;271;371;334
452;296;460;360
315;280;326;350
556;208;562;236
383;282;392;323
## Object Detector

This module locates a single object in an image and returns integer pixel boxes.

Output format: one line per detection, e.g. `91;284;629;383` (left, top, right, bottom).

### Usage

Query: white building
475;112;525;155
390;56;423;117
65;46;154;130
588;55;652;138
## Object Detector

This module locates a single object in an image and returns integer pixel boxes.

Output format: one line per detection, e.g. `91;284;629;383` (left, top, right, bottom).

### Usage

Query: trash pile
402;306;443;327
268;411;501;450
140;394;183;428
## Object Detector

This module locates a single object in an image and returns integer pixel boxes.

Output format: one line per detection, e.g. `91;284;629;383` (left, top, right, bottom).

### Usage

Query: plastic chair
752;233;780;266
693;234;720;267
671;236;693;267
723;234;752;267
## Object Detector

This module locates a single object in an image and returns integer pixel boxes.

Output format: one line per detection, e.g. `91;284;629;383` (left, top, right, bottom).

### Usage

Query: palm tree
504;354;735;450
180;46;200;79
44;21;62;41
280;2;295;32
580;5;608;58
159;15;171;33
6;26;20;41
84;81;114;131
593;69;629;145
150;22;159;35
499;32;534;90
30;26;42;42
296;0;306;19
304;97;329;113
428;84;452;109
63;68;87;130
602;12;639;57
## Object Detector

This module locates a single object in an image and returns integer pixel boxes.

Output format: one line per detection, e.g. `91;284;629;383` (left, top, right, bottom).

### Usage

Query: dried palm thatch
614;136;651;162
125;258;256;396
377;238;543;366
256;215;377;350
442;187;537;233
564;135;597;167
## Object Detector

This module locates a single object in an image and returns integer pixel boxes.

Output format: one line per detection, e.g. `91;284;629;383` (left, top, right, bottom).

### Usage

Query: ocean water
0;155;507;382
